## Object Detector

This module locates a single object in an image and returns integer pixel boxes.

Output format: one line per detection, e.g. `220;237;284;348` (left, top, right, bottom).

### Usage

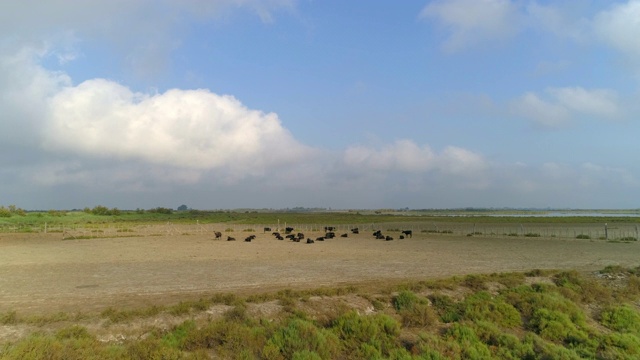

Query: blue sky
1;0;639;210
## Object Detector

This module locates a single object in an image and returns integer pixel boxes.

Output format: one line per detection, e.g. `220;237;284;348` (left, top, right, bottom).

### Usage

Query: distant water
478;212;640;218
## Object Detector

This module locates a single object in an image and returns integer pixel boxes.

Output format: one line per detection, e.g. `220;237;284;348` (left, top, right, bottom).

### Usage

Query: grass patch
4;266;640;359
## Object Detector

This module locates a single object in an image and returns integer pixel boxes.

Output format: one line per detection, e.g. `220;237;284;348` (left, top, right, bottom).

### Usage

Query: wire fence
1;221;638;241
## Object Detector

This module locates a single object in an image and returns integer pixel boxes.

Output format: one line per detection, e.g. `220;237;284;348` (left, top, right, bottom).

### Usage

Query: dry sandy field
1;225;638;315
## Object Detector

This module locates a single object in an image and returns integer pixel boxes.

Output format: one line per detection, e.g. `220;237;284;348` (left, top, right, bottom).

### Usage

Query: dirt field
1;225;638;315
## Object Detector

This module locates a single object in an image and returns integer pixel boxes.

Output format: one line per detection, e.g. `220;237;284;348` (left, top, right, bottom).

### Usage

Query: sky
1;0;639;210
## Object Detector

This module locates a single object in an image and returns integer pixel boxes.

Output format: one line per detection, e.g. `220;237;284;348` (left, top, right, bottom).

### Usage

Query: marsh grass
4;267;640;359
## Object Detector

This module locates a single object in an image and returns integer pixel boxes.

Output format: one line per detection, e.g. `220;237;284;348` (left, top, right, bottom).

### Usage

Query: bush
331;311;400;358
599;332;640;359
428;293;461;323
576;234;590;239
392;291;420;312
444;323;493;359
265;318;340;360
600;305;640;334
460;291;522;328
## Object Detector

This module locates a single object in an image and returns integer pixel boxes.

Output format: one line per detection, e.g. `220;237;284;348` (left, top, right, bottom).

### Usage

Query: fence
1;221;638;241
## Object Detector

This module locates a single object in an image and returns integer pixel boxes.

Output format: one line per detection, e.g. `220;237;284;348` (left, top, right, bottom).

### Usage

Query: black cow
316;237;325;241
214;231;222;239
340;233;348;238
399;235;405;239
385;236;393;241
402;230;413;238
306;238;315;244
285;227;295;234
263;227;271;233
351;228;359;234
227;236;236;241
297;233;305;240
244;235;255;242
324;226;336;232
373;230;382;237
325;232;336;239
286;234;296;240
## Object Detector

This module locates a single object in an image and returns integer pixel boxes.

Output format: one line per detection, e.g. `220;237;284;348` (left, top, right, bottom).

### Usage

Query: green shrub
428;293;461;323
331;311;400;358
392;290;438;327
524;232;541;237
600;305;640;333
265;318;340;360
162;320;197;349
444;323;493;359
392;290;420;312
576;234;590;239
460;291;522;328
599;332;640;359
529;308;590;347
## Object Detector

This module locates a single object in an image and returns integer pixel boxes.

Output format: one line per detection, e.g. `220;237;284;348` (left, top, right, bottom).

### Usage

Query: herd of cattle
213;227;413;243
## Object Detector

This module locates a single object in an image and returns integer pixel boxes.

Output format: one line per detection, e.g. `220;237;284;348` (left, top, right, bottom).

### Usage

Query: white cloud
548;87;619;117
512;87;621;128
420;0;520;52
594;0;640;58
511;92;571;128
0;0;296;78
525;2;590;42
44;79;314;176
344;140;436;173
344;140;488;181
0;47;71;145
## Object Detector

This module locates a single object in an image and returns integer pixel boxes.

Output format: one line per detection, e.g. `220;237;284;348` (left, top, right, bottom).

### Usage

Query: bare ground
1;224;637;316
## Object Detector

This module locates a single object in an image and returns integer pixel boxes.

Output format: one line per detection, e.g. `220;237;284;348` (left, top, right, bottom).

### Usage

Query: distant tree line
0;205;26;217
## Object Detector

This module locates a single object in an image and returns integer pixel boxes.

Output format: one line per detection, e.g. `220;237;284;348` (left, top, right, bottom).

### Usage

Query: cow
402;230;413;238
324;226;336;232
286;234;296;240
385;236;393;241
297;233;305;240
244;235;254;242
341;233;348;238
373;230;382;237
227;236;236;241
214;231;222;239
325;232;336;239
351;228;359;234
285;227;295;234
276;235;284;240
399;235;405;239
306;238;315;244
263;227;271;233
316;237;325;241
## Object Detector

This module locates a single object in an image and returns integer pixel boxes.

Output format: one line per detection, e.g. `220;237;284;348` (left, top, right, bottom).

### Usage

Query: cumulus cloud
0;47;316;191
45;79;312;175
344;140;488;180
419;0;521;52
0;47;71;146
511;87;621;128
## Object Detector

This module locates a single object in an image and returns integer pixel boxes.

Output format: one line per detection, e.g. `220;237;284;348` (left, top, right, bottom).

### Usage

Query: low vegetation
2;266;640;359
